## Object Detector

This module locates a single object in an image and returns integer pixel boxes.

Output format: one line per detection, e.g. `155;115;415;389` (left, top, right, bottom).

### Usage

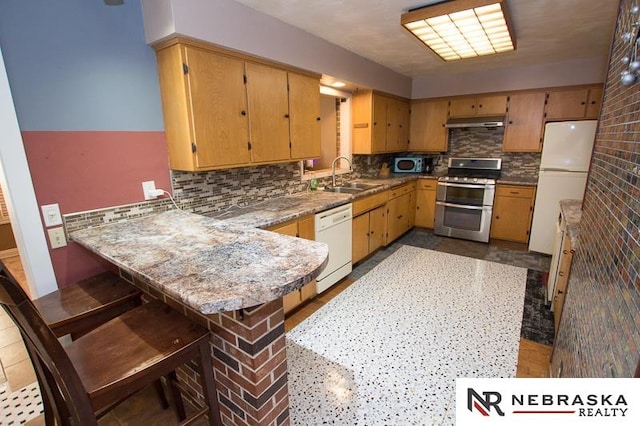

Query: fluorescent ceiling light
331;81;346;88
401;0;515;61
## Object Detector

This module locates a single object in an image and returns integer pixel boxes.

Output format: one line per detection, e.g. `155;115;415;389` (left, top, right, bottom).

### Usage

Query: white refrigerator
528;120;597;254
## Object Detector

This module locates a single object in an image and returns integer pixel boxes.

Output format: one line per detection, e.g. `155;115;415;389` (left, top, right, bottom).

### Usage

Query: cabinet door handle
398;215;403;219
510;191;520;195
509;120;513;124
284;114;290;118
557;290;564;295
570;249;575;254
563;250;568;254
316;117;321;121
495;215;500;219
241;110;247;116
558;271;564;277
581;101;586;105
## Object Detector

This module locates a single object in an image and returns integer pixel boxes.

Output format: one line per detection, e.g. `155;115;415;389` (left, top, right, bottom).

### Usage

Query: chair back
0;273;98;425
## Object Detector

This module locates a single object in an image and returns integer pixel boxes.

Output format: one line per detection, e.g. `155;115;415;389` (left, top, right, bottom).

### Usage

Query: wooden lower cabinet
490;185;536;243
386;182;416;244
352;206;386;264
268;215;316;313
415;179;437;229
553;236;574;334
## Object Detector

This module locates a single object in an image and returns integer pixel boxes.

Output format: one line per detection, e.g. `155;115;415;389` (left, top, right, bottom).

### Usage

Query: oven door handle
436;201;487;210
437;182;493;189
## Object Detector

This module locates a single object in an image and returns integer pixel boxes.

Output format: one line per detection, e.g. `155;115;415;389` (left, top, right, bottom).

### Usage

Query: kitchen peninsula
69;209;329;425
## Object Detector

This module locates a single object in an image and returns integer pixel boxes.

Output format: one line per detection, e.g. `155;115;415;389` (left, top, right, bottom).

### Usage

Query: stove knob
473;178;478;183
463;177;468;181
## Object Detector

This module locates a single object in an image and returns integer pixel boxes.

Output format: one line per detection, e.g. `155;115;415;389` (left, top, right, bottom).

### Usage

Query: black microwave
393;157;425;173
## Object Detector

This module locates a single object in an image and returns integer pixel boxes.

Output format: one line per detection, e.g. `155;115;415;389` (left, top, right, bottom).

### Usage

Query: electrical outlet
47;227;67;249
142;180;157;200
41;203;63;227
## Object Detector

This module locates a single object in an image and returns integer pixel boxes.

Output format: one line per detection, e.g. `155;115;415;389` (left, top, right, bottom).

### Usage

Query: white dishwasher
315;203;352;294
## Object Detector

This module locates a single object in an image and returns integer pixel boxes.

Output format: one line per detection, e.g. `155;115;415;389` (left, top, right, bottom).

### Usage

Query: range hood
445;115;505;128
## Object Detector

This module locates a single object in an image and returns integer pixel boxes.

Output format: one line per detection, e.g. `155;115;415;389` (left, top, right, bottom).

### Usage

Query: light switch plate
47;227;67;249
41;203;63;227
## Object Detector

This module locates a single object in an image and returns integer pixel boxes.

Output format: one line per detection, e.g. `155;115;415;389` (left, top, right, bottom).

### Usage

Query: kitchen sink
324;182;382;194
324;186;364;194
341;182;381;190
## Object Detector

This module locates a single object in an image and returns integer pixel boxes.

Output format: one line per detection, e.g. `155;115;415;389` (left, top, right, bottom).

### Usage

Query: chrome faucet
331;156;352;187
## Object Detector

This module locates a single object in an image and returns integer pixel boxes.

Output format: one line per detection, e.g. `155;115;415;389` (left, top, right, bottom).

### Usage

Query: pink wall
22;131;170;286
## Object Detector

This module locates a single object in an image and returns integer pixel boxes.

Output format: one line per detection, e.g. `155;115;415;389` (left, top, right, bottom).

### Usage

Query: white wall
141;0;412;98
0;46;57;297
412;56;608;99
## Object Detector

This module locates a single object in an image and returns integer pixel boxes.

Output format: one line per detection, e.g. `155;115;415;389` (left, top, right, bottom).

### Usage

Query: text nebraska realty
512;393;628;417
470;388;629;417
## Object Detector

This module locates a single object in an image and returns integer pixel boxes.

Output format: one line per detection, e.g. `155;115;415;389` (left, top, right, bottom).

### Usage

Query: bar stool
0;273;221;425
0;262;168;409
0;262;142;339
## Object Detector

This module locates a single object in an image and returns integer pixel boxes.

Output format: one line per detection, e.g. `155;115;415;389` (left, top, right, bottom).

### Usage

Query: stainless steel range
434;158;502;243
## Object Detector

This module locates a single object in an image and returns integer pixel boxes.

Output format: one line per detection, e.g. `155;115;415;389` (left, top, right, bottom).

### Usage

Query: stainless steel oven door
434;201;493;243
436;181;495;206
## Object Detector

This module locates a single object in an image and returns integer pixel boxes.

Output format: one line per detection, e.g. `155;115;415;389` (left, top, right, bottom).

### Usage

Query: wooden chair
0;262;142;339
0;274;221;425
0;261;171;411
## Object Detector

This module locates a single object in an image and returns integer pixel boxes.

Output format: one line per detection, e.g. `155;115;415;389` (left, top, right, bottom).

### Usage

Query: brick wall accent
551;0;640;377
211;300;290;425
130;273;290;424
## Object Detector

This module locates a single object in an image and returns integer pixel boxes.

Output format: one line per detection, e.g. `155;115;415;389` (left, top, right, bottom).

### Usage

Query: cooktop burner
444;157;502;180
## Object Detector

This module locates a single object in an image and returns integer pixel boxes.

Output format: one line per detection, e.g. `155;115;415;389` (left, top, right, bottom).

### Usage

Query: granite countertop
496;177;538;186
210;175;418;229
69;209;329;314
560;199;582;244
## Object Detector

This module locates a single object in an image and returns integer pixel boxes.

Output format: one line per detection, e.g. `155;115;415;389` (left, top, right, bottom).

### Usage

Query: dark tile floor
348;228;555;345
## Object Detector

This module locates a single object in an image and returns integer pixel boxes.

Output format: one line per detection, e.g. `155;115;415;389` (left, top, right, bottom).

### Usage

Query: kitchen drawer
352;191;388;216
495;185;535;198
417;179;437;190
389;182;416;199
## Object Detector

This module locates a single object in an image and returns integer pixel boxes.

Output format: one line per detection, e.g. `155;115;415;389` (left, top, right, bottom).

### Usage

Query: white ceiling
232;0;619;79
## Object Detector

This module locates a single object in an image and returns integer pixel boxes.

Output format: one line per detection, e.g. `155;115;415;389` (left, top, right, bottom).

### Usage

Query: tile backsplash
170;163;306;215
435;128;541;179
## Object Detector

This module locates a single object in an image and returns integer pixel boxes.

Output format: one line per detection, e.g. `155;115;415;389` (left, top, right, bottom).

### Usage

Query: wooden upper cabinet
385;97;410;152
449;95;507;117
352;90;410;154
154;38;321;171
288;73;321;160
503;92;546;152
409;99;449;152
371;93;388;153
245;63;290;163
156;44;251;171
545;86;603;121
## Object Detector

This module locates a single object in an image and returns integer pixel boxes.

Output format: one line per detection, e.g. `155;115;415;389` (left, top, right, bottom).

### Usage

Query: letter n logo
467;388;505;416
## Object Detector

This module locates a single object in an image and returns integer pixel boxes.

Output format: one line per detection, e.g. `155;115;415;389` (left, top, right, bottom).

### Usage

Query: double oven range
434;158;502;243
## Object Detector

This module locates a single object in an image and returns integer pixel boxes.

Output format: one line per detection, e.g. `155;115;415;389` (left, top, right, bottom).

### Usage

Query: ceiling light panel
401;0;516;61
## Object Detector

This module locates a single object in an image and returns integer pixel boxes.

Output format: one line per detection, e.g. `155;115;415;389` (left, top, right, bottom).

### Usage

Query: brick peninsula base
210;300;289;425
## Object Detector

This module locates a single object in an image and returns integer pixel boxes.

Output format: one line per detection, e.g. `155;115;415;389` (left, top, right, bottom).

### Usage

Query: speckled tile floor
287;245;528;425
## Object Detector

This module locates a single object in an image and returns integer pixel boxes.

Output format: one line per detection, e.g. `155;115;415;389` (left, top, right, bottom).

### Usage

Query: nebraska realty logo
456;378;639;425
